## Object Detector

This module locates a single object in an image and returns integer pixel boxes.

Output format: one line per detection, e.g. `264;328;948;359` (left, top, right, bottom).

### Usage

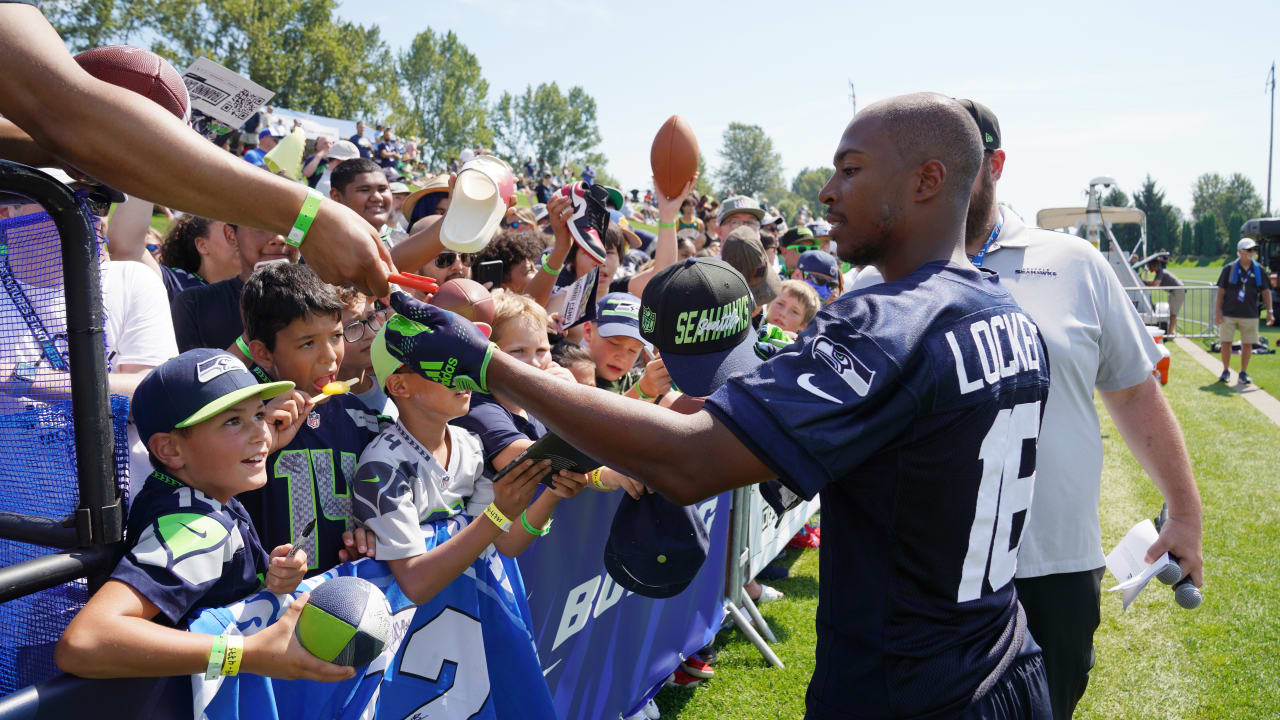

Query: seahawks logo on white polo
811;336;875;397
196;355;248;383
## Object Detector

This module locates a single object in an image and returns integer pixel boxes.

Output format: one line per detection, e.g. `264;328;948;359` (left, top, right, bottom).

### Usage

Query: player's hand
654;174;697;226
265;544;307;594
1268;315;1276;326
1145;514;1203;587
546;470;587;499
242;594;356;682
264;390;312;452
1214;311;1224;326
546;194;574;251
302;198;395;296
338;528;377;563
492;459;549;519
637;356;672;399
385;292;493;393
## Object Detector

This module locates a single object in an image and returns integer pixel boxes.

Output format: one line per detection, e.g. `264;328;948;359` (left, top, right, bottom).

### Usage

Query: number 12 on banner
957;401;1040;603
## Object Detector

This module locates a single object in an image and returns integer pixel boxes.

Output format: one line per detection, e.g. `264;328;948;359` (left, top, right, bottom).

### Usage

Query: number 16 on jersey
958;401;1040;603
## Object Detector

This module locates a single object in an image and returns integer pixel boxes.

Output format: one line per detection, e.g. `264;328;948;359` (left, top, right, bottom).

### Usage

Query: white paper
1104;518;1174;611
180;58;275;128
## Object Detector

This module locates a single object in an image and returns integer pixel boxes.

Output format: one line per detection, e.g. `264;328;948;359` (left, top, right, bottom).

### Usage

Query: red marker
389;272;439;294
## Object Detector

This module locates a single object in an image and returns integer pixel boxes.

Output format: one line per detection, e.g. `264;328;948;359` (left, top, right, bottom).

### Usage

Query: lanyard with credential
0;244;69;372
970;213;1004;269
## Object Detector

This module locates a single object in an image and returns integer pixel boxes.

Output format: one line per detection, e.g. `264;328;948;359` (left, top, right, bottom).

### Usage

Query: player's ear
913;159;945;202
149;432;185;471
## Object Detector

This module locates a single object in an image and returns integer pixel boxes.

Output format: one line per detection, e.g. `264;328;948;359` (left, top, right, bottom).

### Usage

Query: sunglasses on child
434;252;474;268
803;272;839;291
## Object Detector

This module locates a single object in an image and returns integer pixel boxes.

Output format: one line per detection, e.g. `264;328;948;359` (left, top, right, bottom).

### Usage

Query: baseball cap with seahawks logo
640;257;761;397
133;349;295;446
594;292;652;351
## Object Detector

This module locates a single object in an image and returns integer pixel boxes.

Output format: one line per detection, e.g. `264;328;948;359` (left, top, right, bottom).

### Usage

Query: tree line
44;0;605;175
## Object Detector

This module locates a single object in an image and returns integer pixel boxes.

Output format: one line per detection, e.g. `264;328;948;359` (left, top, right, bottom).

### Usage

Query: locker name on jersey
945;312;1043;395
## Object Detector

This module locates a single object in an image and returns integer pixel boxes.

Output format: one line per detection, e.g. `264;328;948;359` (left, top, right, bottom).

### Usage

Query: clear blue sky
338;0;1280;225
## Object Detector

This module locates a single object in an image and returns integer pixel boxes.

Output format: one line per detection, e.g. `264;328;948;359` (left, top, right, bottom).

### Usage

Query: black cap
603;493;709;599
640;258;760;397
957;98;1001;151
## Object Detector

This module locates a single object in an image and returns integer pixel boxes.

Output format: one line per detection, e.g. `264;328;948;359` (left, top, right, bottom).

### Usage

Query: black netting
0;206;131;696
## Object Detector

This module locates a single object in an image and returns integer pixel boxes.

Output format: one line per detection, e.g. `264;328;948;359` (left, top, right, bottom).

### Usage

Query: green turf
660;343;1280;718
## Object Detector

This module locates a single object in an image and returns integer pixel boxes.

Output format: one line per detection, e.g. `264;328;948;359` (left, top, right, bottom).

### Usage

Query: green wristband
657;221;677;229
285;188;324;248
521;510;552;536
235;336;251;357
205;634;228;680
635;382;653;401
541;257;562;275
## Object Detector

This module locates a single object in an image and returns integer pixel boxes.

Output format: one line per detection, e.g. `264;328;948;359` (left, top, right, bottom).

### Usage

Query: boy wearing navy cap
56;350;353;683
584;291;672;402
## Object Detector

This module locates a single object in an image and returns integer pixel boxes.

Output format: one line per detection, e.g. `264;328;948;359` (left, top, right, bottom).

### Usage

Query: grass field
658;343;1280;719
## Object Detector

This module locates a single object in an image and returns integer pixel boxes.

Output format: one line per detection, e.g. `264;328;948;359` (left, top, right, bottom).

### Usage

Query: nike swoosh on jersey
798;373;841;404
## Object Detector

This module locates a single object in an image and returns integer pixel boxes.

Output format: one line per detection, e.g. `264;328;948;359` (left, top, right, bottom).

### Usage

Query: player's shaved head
864;93;982;198
820;92;983;279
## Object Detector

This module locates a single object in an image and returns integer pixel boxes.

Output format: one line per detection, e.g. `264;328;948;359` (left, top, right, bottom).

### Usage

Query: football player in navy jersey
236;262;388;575
381;93;1052;718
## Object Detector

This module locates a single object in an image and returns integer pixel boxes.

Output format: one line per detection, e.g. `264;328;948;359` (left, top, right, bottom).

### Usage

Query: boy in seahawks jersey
351;319;584;605
55;349;352;683
235;262;389;575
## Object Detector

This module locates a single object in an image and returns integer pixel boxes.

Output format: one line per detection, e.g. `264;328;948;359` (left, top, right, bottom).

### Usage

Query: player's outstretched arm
1100;375;1203;587
55;580;352;682
0;5;392;296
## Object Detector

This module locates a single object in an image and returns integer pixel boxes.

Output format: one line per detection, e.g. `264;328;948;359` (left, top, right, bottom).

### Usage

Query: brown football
74;45;190;121
430;278;495;326
650;115;699;200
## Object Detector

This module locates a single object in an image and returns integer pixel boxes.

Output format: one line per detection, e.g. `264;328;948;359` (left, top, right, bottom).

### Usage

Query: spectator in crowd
301;136;333;189
54;349;348;683
555;344;597;386
535;173;554;204
503;206;537;233
532;203;551;236
242;128;281;167
765;279;821;335
376;127;402;170
349;120;374;159
797;249;844;306
420;249;473;287
1215;237;1275;384
759;212;784;247
328;158;392;242
171;223;298;353
676;197;705;244
721;226;781;323
581;164;595;185
402;175;451;232
312;139;360;197
1143;255;1184;336
352;320;583;606
157;215;241;302
336;287;394;418
474;230;544;294
388;181;412;236
237;263;385;574
779;226;816;276
583;292;671;401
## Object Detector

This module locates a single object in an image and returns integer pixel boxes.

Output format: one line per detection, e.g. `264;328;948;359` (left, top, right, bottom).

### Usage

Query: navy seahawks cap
133;349;294;447
798;249;839;278
640;258;759;398
594;292;652;351
603;492;709;599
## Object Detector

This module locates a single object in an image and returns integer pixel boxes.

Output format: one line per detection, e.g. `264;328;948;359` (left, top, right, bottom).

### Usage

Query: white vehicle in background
1036;177;1167;327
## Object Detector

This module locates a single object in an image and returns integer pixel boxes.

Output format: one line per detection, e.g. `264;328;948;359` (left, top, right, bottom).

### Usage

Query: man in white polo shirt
959;99;1203;719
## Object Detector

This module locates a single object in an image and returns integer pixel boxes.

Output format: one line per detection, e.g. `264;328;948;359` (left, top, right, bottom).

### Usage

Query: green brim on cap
370;321;404;390
174;380;295;429
603;186;625;210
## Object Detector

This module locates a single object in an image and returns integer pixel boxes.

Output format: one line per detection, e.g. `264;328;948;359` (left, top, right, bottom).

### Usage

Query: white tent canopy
1036;206;1146;230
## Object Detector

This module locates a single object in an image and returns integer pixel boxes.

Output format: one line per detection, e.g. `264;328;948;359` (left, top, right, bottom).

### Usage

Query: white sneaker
643;699;661;719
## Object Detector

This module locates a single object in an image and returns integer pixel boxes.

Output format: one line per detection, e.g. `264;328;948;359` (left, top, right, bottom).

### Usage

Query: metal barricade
1120;283;1221;339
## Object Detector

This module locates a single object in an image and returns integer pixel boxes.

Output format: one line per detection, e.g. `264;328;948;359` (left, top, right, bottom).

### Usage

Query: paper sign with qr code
180;57;274;128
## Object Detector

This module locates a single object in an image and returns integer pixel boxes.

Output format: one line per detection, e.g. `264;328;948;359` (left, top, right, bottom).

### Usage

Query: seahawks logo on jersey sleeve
812;336;875;397
130;512;243;588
